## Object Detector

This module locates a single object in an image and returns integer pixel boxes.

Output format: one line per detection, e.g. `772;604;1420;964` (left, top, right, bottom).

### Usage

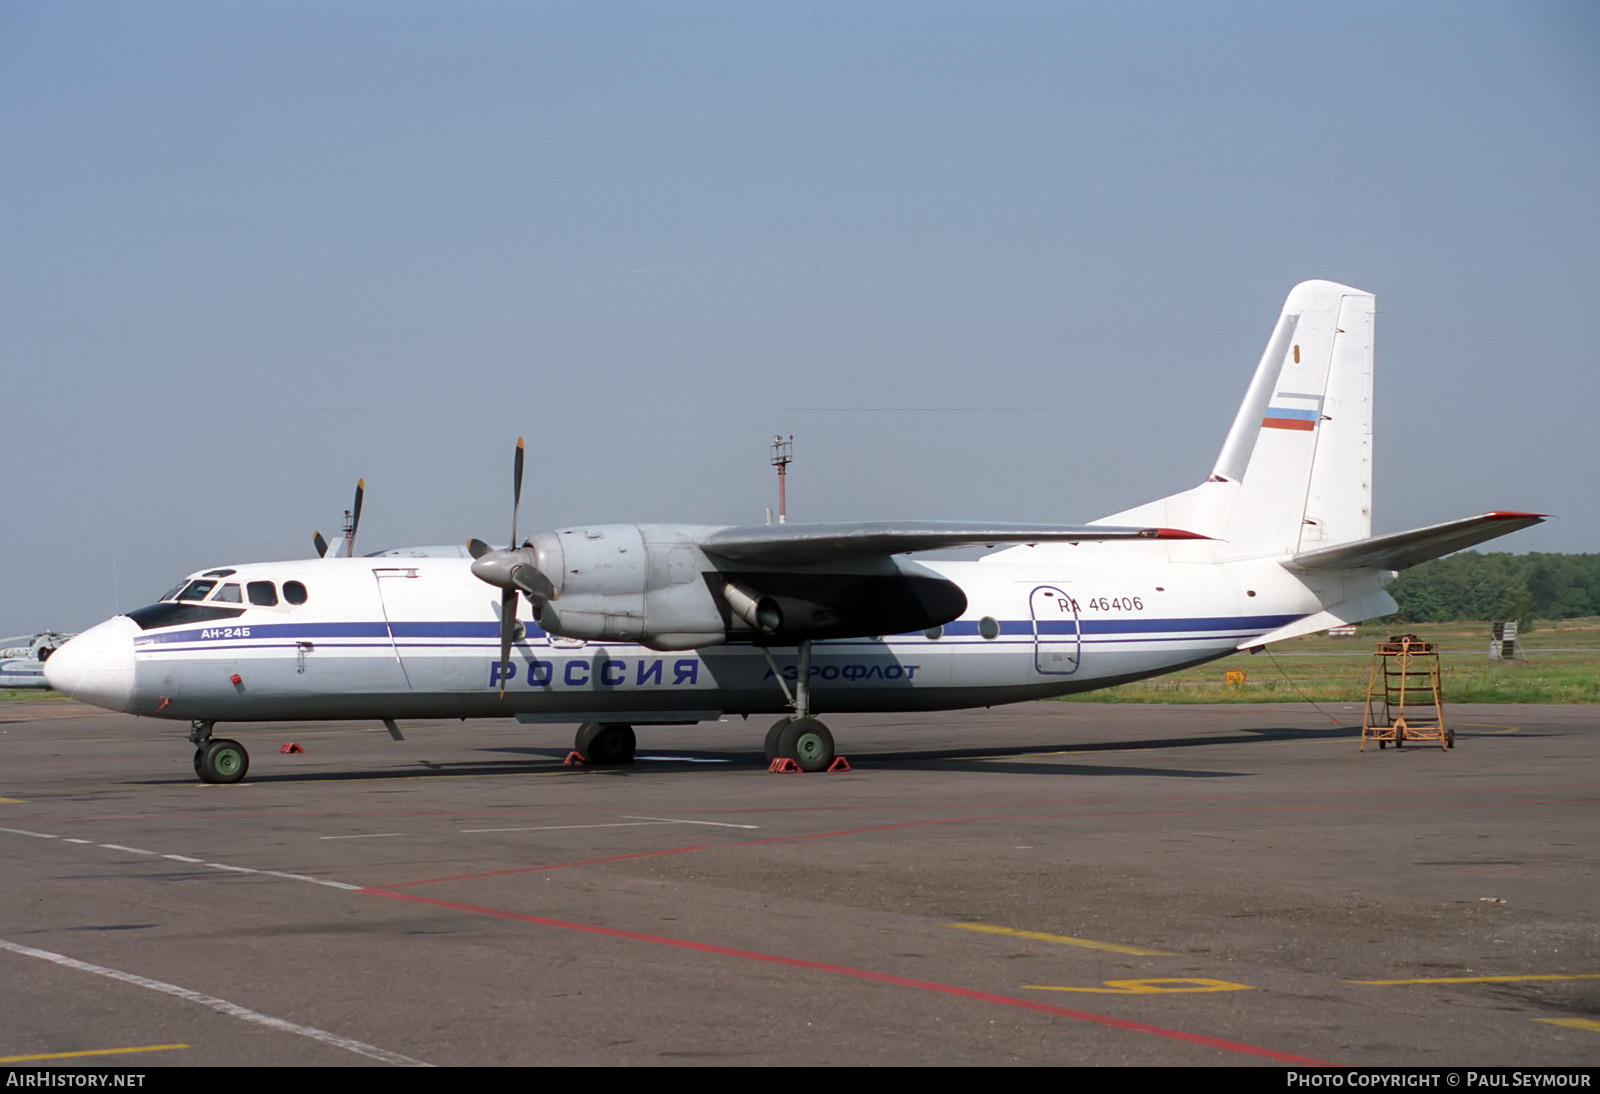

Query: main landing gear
189;721;249;784
763;716;836;773
574;722;637;765
761;639;840;773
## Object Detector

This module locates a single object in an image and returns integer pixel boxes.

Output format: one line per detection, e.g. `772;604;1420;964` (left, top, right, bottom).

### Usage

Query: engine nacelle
529;524;727;648
524;522;967;650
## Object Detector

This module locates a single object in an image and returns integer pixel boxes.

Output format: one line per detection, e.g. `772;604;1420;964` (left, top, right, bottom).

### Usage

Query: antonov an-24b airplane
46;281;1543;782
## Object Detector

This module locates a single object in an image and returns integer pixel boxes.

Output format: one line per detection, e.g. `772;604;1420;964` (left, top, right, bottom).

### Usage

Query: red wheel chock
279;742;304;754
563;751;586;766
768;756;851;773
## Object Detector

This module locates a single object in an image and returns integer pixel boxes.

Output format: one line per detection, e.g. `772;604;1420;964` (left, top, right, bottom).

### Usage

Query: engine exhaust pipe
723;582;783;634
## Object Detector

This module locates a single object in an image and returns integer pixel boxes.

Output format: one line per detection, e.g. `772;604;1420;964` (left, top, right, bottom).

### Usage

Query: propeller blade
313;531;329;559
348;479;365;557
510;563;558;603
467;538;492;560
498;588;518;697
511;437;524;548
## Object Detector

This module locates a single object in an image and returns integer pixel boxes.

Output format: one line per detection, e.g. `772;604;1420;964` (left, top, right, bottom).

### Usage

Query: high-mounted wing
1289;511;1546;572
700;521;1206;565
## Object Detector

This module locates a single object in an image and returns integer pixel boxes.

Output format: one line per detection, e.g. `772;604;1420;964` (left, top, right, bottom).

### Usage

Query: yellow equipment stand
1362;634;1453;751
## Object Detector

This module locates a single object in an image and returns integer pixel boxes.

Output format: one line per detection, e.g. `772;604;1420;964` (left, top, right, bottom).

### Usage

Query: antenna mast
770;435;793;524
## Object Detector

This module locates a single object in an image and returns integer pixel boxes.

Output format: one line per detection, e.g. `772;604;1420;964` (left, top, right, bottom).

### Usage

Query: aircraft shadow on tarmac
128;723;1375;785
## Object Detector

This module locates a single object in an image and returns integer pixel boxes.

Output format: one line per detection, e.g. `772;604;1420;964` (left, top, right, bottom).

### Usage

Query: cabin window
247;581;278;606
176;580;216;602
211;583;242;603
978;616;1000;640
283;580;309;605
922;626;943;640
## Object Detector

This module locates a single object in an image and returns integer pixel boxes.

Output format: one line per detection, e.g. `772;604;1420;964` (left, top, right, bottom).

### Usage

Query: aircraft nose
43;617;137;712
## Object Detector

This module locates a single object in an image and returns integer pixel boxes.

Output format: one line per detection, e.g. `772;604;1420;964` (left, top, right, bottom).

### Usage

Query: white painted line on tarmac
623;815;761;830
0;938;428;1066
636;755;732;763
461;821;665;834
262;871;362;891
0;825;359;891
321;833;404;840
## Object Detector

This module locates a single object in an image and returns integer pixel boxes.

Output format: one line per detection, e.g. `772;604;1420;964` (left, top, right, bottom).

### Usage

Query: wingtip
1151;528;1212;540
1485;510;1548;520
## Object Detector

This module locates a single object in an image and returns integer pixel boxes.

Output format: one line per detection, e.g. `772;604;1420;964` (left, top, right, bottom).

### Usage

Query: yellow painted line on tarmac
948;922;1174;956
0;798;24;804
0;1043;188;1063
1025;977;1252;994
1350;973;1600;986
1537;1018;1600;1034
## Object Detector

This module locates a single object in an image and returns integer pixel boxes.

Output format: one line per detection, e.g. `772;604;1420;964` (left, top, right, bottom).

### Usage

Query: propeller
468;438;561;695
344;479;365;558
313;479;364;559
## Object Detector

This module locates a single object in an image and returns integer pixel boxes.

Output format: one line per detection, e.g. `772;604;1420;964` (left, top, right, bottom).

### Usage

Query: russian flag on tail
1262;392;1323;432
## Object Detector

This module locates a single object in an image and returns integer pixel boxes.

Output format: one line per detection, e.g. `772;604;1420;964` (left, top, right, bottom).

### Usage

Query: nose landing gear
188;721;250;784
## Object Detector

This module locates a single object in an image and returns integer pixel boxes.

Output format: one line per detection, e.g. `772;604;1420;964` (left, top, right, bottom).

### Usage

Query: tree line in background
1386;553;1600;630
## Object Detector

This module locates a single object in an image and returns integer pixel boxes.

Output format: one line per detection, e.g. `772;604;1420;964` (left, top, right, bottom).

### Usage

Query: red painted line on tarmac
373;796;1589;888
376;818;974;888
361;887;1338;1066
378;844;717;887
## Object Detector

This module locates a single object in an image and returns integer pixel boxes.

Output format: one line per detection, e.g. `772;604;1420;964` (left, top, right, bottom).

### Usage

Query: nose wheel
193;738;250;783
187;720;249;784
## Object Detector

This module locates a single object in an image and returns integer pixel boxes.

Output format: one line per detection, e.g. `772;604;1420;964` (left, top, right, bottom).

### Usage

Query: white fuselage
50;547;1332;726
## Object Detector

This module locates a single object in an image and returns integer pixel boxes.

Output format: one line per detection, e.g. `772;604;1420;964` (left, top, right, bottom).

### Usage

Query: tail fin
1096;280;1375;560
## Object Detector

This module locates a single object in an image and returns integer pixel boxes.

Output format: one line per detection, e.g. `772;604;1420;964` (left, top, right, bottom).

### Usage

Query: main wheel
764;717;792;763
777;717;835;773
197;738;249;784
576;722;635;765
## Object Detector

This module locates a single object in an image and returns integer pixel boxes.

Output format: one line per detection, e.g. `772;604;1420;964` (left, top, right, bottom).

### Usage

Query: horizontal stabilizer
1289;512;1546;572
703;522;1205;565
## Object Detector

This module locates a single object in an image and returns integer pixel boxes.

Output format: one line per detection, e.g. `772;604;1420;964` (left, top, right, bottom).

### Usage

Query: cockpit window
247;581;278;607
177;580;217;602
283;580;308;605
211;583;242;603
159;582;186;603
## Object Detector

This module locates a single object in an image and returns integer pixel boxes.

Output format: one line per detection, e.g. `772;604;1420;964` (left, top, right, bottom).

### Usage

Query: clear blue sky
3;2;1596;636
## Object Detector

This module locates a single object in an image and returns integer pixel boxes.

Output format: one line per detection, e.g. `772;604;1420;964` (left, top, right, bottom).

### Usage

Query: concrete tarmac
1;699;1596;1067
